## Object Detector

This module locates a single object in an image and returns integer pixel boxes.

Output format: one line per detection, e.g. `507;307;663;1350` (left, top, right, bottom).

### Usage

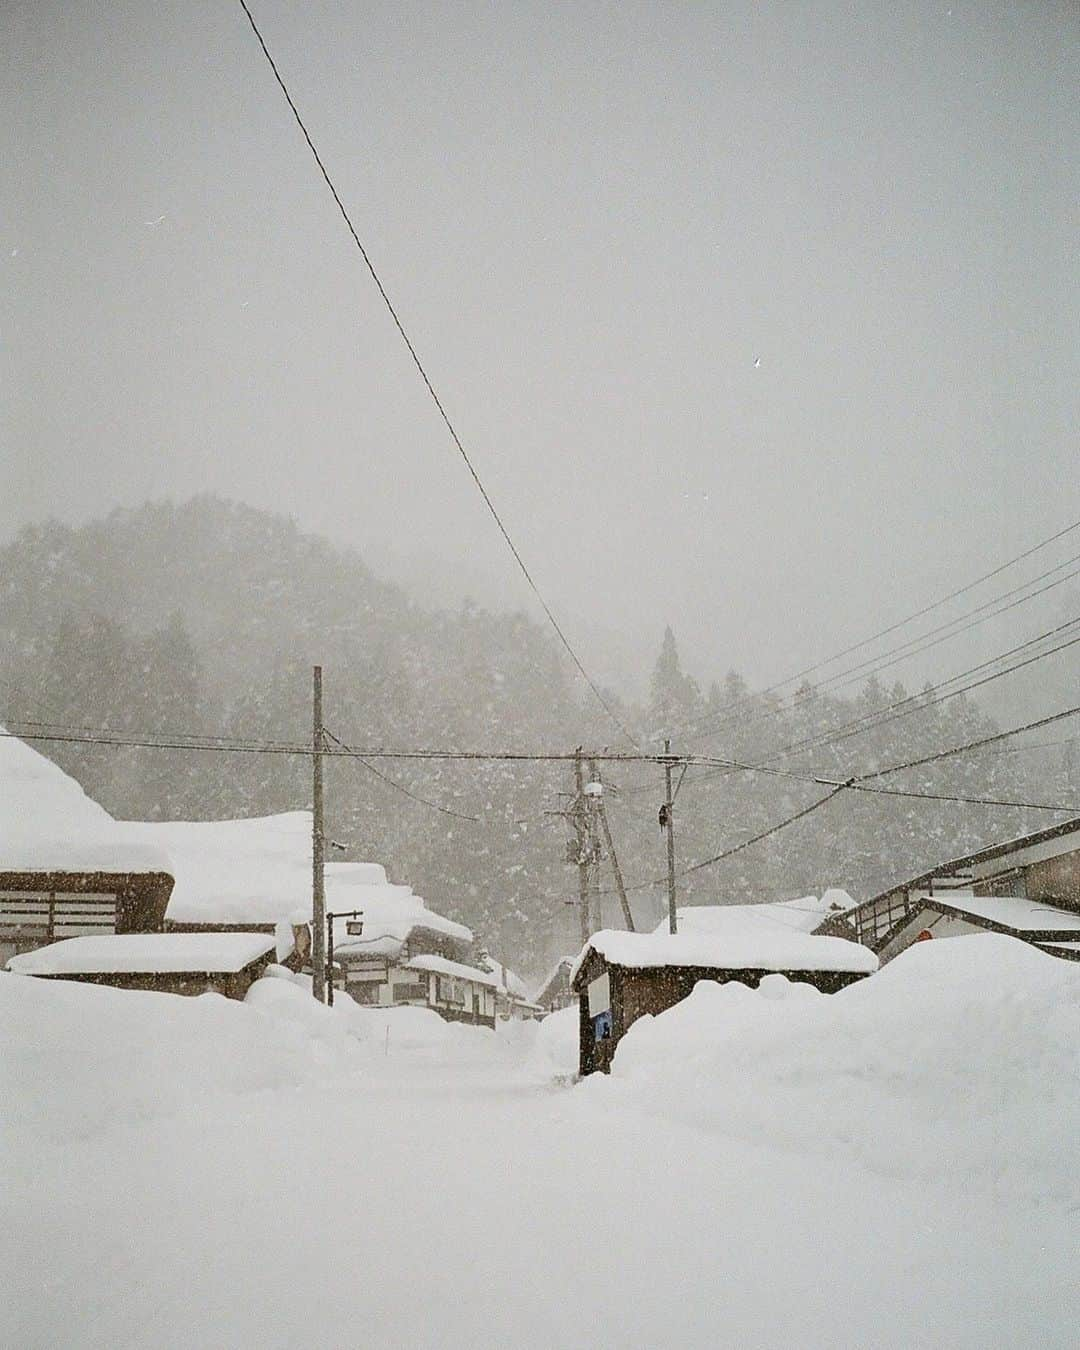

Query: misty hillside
1;497;1075;976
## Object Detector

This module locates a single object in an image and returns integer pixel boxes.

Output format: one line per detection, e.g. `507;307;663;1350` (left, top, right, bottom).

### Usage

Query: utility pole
574;749;591;945
662;738;678;934
311;665;327;1004
589;759;635;932
586;772;602;934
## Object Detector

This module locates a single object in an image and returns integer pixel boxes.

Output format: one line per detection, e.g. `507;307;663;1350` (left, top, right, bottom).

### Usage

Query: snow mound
525;1004;580;1082
1;970;367;1143
606;935;1080;1204
1;969;514;1150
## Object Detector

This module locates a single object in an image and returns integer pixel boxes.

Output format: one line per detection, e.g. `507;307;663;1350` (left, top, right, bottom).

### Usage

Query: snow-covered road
4;940;1078;1349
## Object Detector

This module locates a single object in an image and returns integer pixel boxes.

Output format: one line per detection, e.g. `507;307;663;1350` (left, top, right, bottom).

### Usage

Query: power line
849;783;1079;812
859;702;1080;782
11;717;304;752
0;725;685;764
981;734;1080;757
235;0;636;749
678;552;1080;748
657;618;1080;796
647;516;1080;747
610;784;852;895
771;622;1080;764
323;726;480;822
599;703;1080;893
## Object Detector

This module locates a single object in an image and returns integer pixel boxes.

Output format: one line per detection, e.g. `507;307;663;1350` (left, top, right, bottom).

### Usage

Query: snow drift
603;933;1080;1204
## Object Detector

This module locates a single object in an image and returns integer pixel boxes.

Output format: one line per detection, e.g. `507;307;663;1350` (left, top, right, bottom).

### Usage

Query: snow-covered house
533;955;576;1014
0;730;174;968
570;927;878;1075
0;732;498;1013
816;817;1080;964
479;955;542;1020
119;811;500;1024
331;893;497;1025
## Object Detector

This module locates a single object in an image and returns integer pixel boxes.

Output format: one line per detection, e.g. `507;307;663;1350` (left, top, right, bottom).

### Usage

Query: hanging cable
323;726;480;822
235;0;637;749
676;553;1080;747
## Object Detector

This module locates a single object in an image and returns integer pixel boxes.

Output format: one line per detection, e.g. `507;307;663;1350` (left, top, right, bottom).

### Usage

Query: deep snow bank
0;967;500;1144
0;969;368;1142
604;935;1080;1204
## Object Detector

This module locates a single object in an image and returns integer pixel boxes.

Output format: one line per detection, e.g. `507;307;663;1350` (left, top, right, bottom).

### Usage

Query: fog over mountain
4;0;1076;693
2;497;1075;976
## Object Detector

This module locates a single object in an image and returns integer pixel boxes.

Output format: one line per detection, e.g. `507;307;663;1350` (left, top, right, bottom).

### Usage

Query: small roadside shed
570;930;878;1075
6;932;278;999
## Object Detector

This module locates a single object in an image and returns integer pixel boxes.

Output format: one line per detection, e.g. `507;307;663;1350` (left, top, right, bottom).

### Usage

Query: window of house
393;983;429;1002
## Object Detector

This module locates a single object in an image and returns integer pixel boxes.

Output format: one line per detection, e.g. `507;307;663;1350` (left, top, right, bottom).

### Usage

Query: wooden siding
575;950;867;1076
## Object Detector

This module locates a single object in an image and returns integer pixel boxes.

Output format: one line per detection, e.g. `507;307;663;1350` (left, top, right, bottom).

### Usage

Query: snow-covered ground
4;937;1078;1349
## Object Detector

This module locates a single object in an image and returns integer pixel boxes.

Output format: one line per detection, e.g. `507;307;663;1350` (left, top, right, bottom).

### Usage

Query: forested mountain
1;498;1075;977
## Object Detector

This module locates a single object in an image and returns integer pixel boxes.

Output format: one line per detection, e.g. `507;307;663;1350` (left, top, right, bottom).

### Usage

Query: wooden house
480;955;542;1020
0;728;175;968
7;932;278;999
816;815;1080;964
570;929;878;1075
533;956;576;1015
333;913;497;1025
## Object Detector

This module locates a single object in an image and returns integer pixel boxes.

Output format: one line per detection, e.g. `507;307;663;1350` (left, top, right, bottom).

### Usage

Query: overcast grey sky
3;0;1077;697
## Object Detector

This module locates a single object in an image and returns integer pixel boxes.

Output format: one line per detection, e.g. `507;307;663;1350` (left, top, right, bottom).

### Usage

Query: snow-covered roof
405;954;501;988
654;893;855;940
7;932;276;976
481;957;529;1000
532;956;575;1004
0;728;172;874
571;929;879;985
330;883;473;959
917;892;1080;935
116;812;471;949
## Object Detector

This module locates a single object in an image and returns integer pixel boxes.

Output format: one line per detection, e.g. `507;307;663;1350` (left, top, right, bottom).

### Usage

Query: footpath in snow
3;936;1078;1349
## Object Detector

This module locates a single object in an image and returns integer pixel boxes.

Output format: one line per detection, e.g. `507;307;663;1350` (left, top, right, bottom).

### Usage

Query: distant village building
333;910;498;1027
124;810;502;1023
7;932;278;999
533;956;576;1015
571;927;877;1075
480;955;543;1020
816;817;1080;964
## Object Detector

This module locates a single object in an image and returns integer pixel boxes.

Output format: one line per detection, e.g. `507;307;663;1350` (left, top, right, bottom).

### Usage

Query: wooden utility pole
589;759;634;932
574;749;591;945
663;738;678;934
586;776;602;934
311;665;327;1003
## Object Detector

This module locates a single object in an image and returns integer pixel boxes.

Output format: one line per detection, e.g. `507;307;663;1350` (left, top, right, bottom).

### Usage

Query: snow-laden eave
405;954;501;988
7;932;276;976
570;929;880;988
860;814;1080;912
